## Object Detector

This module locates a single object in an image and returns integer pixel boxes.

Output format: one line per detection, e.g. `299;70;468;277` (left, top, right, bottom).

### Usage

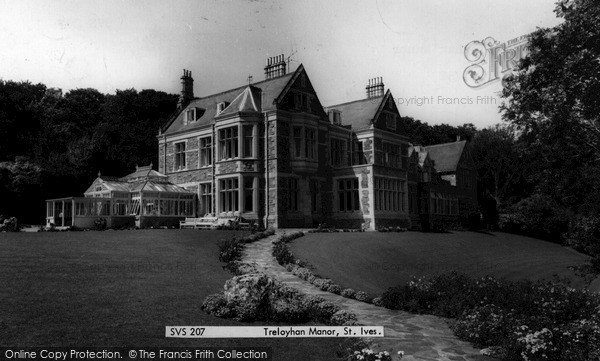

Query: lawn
0;230;341;360
290;231;591;296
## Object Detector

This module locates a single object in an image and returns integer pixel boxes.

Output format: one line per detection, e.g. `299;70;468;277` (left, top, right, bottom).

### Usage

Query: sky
0;0;562;128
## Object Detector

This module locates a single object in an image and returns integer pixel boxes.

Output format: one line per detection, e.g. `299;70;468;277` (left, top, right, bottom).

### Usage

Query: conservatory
45;165;196;229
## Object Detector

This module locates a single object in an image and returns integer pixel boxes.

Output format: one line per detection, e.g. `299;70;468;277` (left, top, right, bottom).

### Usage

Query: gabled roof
325;90;394;131
84;165;193;195
162;68;299;135
425;140;467;172
121;165;168;182
217;85;262;117
409;145;431;167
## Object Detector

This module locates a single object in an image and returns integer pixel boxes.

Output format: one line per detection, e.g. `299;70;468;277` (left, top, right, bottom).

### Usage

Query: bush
326;283;342;294
218;237;242;263
277;231;304;243
372;297;383;307
272;241;295;265
341;288;357;299
292;266;314;281
0;217;19;232
306;298;340;322
354;291;371;303
380;272;600;360
330;310;359;326
500;194;571;243
564;216;600;271
201;293;233;318
453;304;518;348
94;218;107;231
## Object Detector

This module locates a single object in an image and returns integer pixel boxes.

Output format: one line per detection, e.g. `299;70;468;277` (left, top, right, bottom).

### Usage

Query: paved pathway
242;232;494;361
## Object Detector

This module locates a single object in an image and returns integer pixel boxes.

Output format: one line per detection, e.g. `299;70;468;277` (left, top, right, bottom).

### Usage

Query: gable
372;91;406;135
161;70;296;135
276;67;327;119
425;141;467;173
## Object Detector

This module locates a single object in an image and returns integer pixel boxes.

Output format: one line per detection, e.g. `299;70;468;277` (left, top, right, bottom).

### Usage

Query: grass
0;229;341;360
290;231;591;296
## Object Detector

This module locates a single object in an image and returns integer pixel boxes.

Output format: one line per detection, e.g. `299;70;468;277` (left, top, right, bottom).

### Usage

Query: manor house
156;56;477;230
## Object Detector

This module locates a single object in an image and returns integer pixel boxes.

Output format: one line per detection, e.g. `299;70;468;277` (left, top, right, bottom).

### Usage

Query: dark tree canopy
501;0;600;214
0;80;178;222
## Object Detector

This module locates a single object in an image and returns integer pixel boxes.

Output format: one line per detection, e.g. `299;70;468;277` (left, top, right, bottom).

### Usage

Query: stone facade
157;62;476;230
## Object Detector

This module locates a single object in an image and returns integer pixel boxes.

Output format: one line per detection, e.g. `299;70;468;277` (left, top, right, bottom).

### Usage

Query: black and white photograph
1;0;599;360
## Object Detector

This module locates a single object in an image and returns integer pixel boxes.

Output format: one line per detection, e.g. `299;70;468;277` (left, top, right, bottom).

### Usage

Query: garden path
242;231;494;361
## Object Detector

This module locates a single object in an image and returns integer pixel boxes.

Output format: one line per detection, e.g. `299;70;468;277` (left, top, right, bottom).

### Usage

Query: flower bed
201;273;359;325
380;272;600;360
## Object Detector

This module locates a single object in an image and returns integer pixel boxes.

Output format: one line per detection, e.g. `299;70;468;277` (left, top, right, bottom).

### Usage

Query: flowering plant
348;348;404;361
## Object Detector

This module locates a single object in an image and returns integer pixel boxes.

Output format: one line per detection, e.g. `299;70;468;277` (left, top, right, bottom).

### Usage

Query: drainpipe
212;123;216;215
264;111;269;229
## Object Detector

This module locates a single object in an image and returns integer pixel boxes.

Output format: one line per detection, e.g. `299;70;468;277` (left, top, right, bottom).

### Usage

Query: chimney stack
366;77;384;98
178;69;194;109
264;54;287;79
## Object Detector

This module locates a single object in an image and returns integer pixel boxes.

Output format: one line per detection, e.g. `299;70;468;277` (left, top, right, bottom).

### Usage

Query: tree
500;0;600;214
470;124;527;208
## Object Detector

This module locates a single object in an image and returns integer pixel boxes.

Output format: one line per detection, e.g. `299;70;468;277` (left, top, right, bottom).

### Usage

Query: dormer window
216;102;229;115
183;107;204;125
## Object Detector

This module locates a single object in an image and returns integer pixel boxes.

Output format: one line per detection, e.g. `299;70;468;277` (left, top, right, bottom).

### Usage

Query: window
293;127;302;158
219;127;238;160
199;137;212;167
375;178;406;212
174;142;186;170
216;102;229;115
382;142;400;168
185;108;196;124
346;139;352;166
385;113;396;130
305;128;316;159
352;141;365;165
338;178;359;212
286;178;299;211
330;138;344;167
219;178;239;212
243;124;254;158
200;183;212;215
294;92;311;111
244;177;254;212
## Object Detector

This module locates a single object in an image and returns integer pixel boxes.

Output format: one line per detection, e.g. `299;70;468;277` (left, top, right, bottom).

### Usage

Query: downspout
264;110;269;229
212;123;216;215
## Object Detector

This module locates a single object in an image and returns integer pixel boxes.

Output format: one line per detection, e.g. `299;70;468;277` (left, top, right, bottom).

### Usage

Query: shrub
372;297;383;307
337;340;404;361
341;288;356;299
218;237;242;263
293;266;314;281
453;304;518;348
278;231;305;243
272;242;295;265
0;217;19;232
564;216;600;271
326;283;342;294
330;310;359;326
306;298;340;322
201;293;233;318
354;291;371;303
501;194;571;243
93;218;107;231
380;272;600;360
